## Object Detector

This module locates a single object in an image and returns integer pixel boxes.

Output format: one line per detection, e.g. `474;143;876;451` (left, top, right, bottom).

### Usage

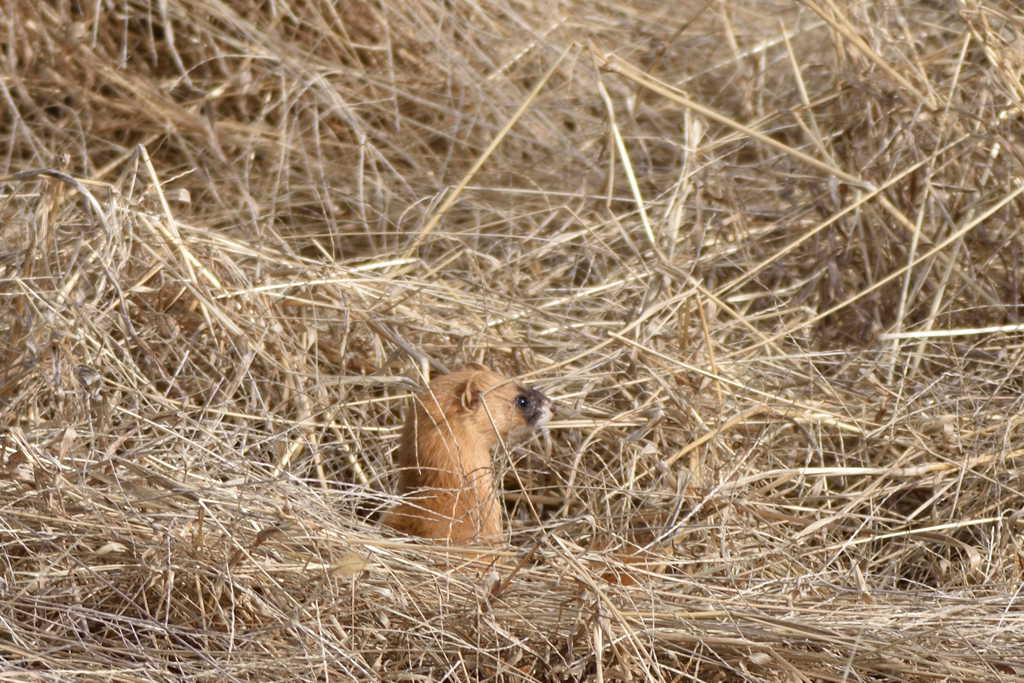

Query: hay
2;0;1024;680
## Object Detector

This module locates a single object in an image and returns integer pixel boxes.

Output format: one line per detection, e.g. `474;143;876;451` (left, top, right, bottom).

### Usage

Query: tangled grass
3;0;1024;680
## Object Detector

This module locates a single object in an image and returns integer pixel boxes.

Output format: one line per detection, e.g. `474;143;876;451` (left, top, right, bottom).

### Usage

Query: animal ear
459;374;484;411
464;361;490;373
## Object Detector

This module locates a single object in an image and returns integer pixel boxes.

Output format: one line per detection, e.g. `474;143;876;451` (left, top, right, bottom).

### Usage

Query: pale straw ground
2;0;1024;680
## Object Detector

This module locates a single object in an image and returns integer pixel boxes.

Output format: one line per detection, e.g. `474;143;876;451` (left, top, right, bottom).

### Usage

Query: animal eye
515;396;531;409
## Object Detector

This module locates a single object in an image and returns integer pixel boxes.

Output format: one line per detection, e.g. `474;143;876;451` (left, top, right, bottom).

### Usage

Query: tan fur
383;365;554;545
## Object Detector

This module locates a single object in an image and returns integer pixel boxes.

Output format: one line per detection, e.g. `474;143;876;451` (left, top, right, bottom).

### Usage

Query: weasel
383;364;555;545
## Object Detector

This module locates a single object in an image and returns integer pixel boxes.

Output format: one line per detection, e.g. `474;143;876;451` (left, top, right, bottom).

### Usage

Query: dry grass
3;0;1024;680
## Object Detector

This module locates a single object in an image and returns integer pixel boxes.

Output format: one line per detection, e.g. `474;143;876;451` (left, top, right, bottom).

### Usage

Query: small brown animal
383;364;555;545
